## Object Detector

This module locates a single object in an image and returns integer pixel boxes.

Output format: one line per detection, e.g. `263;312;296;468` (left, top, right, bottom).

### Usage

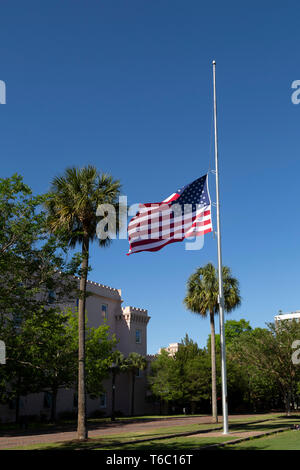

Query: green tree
175;335;211;413
211;319;255;413
67;309;117;395
0;175;79;423
231;321;300;414
126;352;147;417
184;350;211;413
184;263;241;422
149;336;212;415
0;174;75;322
26;308;77;423
148;350;183;413
44;166;121;439
207;319;252;350
225;319;252;343
85;324;118;398
36;309;118;424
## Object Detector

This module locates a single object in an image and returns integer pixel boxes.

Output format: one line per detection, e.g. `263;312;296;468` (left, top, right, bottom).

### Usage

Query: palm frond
44;166;121;248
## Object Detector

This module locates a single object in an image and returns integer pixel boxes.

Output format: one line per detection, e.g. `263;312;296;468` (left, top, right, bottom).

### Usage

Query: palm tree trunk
210;311;218;423
111;371;116;421
77;234;89;440
131;372;135;417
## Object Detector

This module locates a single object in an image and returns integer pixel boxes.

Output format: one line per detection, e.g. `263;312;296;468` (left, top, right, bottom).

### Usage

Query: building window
76;298;79;308
135;329;142;344
136;368;143;378
100;392;106;408
102;304;108;319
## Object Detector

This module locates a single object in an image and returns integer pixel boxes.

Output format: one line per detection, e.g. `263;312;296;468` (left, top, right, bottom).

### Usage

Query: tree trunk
111;372;116;421
77;234;89;440
50;388;57;423
285;389;291;416
131;372;135;417
15;374;21;424
15;393;20;425
210;311;218;423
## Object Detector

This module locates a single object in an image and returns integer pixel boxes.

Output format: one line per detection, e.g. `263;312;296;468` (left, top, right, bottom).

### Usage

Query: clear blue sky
1;1;300;354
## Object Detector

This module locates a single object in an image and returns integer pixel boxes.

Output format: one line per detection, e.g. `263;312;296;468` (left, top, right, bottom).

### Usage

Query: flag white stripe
128;206;210;233
128;214;212;241
128;225;212;253
163;193;177;202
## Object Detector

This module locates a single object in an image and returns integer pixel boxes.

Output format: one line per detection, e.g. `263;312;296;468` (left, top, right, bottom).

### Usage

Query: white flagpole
212;60;229;434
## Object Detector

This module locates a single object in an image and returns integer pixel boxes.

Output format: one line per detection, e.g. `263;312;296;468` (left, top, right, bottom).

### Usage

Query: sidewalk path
0;414;273;450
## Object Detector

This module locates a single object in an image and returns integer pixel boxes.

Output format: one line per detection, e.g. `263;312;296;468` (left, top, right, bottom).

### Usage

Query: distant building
0;278;156;422
274;310;300;324
159;342;182;357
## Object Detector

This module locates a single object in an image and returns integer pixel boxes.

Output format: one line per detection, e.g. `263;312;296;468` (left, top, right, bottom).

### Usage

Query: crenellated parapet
73;276;122;300
121;306;150;325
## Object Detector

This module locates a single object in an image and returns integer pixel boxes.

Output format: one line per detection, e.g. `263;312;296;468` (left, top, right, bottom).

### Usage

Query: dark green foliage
126;352;147;416
149;335;211;414
0;174;117;423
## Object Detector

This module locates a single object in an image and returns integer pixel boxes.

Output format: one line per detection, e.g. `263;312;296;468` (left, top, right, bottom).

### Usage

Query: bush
57;411;77;421
88;409;106;419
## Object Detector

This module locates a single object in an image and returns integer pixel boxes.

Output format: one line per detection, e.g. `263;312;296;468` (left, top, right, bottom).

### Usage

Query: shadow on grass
275;414;300;420
0;417;168;439
0;415;209;439
25;438;231;451
7;415;298;451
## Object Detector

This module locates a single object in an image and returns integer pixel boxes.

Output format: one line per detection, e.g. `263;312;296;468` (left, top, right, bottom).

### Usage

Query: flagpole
212;60;229;435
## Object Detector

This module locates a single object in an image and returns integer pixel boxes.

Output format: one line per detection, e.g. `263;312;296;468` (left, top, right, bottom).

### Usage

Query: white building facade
274;311;300;324
158;342;182;357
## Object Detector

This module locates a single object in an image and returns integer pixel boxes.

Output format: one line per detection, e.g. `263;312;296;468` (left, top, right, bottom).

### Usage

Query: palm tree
44;166;121;440
184;262;241;423
126;352;147;417
110;350;127;421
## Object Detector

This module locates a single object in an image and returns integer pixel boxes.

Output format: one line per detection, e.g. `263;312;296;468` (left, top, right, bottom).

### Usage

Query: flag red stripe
129;217;212;243
128;208;211;232
127;227;213;255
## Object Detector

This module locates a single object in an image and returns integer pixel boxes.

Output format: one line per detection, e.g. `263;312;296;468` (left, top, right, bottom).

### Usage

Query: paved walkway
0;414;272;450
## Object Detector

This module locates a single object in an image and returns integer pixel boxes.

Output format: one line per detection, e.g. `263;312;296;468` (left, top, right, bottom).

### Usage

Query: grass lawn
6;433;234;451
4;413;298;451
4;422;223;450
226;429;300;450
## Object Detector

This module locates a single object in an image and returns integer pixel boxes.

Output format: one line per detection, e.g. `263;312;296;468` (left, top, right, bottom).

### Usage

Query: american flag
127;174;212;255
